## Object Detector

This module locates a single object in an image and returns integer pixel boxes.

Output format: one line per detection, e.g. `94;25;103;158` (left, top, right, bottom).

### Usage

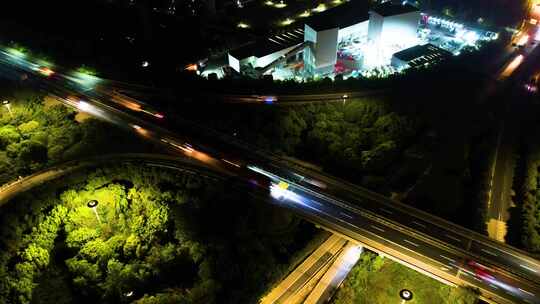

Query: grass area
331;252;478;304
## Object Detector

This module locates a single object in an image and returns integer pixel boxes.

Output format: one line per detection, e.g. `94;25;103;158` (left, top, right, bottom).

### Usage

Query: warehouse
391;43;452;70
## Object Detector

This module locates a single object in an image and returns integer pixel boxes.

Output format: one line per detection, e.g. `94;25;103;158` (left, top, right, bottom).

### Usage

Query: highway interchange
0;37;539;303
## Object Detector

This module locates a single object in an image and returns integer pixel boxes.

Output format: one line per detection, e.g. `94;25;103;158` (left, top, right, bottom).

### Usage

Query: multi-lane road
488;21;540;242
0;42;539;303
218;90;385;105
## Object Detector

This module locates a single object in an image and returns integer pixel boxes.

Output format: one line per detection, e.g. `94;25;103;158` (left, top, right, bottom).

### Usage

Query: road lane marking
370;225;385;232
519;288;535;296
380;208;393;215
340;212;353;219
411;221;426;228
474;241;540;273
519;264;538;273
310;200;322;206
445;234;462;243
460;269;481;281
403;239;420;247
480;248;498;256
440;255;456;263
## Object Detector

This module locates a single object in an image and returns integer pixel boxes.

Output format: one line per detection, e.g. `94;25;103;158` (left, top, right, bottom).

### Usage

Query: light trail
499;55;524;79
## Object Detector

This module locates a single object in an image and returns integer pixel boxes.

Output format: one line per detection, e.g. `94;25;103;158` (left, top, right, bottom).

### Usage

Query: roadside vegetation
331;251;478;304
191;98;423;194
0;163;321;304
508;115;540;254
0;79;151;185
183;59;495;231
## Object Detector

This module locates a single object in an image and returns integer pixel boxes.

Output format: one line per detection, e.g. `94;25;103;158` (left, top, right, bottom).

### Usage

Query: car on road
468;260;495;281
257;96;277;104
525;74;539;93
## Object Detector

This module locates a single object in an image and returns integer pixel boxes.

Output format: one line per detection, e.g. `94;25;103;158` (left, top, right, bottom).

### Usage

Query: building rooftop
304;1;370;31
392;43;452;67
229;28;304;60
371;2;418;17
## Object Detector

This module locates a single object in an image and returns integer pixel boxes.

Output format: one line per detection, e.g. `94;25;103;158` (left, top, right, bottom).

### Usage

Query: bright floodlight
313;3;326;12
237;22;250;29
275;1;286;8
299;10;310;17
281;18;294;26
463;31;479;45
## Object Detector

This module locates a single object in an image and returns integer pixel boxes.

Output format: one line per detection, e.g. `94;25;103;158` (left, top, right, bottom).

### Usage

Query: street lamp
342;94;348;105
399;289;413;304
2;100;13;118
87;200;101;224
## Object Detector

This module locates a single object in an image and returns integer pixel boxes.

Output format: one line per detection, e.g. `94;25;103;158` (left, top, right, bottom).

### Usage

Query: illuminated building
226;1;421;78
368;2;420;48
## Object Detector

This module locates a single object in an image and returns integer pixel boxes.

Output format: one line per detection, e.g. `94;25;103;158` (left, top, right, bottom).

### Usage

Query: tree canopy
0;164;318;304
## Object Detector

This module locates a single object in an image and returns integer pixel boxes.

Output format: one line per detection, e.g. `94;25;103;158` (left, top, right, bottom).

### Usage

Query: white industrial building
226;1;421;78
227;28;306;77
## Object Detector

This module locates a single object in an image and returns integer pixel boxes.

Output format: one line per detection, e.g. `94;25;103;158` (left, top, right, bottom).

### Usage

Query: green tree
277;109;307;154
65;258;102;288
11;262;36;304
66;227;99;249
80;239;115;262
17;121;40;135
134;290;189;304
18;140;47;163
21;244;49;269
0;125;20;148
